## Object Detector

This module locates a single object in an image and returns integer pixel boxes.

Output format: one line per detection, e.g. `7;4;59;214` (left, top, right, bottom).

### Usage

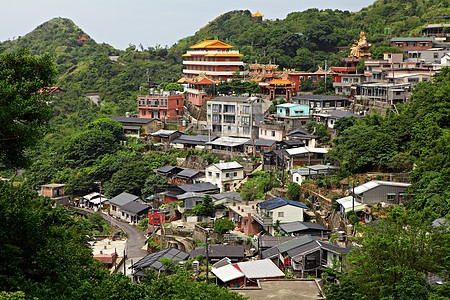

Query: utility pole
50;152;57;168
206;229;210;283
352;179;355;213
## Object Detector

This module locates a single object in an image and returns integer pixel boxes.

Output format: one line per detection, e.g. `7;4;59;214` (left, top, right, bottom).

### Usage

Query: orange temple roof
190;40;234;49
252;11;264;17
77;35;88;41
268;79;293;85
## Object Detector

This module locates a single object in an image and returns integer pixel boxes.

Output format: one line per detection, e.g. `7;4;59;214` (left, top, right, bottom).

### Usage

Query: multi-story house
207;96;263;138
205;161;244;192
292;95;350;113
182;39;244;82
254;197;310;236
138;90;184;120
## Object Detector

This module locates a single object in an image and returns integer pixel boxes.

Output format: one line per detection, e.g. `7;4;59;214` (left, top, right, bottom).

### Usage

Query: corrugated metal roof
171;134;218;145
286;147;330;156
276;235;315;253
211;264;244;282
279;221;330;234
235;259;284;279
206;137;250;147
257;197;309;211
211;161;243;171
151;130;180;137
109;116;156;124
353;180;410;195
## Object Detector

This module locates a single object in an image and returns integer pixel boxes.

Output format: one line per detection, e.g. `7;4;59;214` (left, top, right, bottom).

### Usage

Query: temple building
185;73;217;106
182;39;244;82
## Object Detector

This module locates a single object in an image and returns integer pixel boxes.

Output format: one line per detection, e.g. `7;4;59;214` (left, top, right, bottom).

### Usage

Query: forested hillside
0;0;449;198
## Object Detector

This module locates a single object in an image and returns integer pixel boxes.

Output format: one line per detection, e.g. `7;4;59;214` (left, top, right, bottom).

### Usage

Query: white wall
205;165;244;192
268;205;304;235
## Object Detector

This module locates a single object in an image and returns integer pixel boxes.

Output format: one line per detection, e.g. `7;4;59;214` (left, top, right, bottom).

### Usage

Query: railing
252;213;273;226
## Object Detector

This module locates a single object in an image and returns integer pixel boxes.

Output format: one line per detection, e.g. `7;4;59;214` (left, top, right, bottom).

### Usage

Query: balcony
252;212;273;226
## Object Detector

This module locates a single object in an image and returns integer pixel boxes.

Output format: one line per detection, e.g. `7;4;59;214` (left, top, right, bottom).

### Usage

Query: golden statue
349;32;371;59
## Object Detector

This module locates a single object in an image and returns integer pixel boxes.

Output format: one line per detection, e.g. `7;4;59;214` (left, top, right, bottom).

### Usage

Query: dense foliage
323;209;450;300
0;49;56;168
326;68;450;217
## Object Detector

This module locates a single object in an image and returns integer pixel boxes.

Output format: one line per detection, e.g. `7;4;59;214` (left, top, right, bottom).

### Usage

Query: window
419;42;429;47
398;193;406;202
387;193;396;204
212;114;221;123
224;115;235;123
212;104;221;112
434;53;439;59
278;212;284;217
223;105;235;113
208;171;212;176
271;131;275;137
243;106;250;114
406;42;416;47
241;116;250;125
243;126;250;134
216;173;219;178
395;42;403;47
142;110;146;115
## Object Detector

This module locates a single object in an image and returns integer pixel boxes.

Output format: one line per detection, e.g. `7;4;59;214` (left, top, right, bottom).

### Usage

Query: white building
205;161;244;192
255;197;310;235
207;96;263;138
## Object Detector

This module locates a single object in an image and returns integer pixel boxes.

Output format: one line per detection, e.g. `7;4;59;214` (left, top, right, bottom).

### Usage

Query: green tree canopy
192;194;216;217
324;209;450;300
213;218;235;234
0;49;56;168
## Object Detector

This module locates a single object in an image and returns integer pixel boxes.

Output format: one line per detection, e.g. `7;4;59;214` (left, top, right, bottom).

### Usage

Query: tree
306;121;330;144
287;182;302;200
324;209;450;299
0;49;56;168
213;218;235;234
141;174;170;198
192;195;215;217
104;160;152;197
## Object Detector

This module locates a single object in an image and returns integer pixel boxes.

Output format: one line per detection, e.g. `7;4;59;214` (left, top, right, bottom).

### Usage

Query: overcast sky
1;0;375;50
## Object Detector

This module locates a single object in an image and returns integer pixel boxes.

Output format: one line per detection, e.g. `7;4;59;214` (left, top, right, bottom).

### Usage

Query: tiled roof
244;139;277;147
132;248;189;272
178;182;219;193
119;200;149;215
189;245;245;260
279;221;330;234
109;192;142;207
175;169;202;179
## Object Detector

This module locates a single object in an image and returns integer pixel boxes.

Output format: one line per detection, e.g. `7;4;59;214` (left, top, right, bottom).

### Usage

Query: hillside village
0;2;450;300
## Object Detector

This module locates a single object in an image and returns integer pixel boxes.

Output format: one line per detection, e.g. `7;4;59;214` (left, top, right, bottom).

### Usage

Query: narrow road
73;207;148;276
102;213;147;258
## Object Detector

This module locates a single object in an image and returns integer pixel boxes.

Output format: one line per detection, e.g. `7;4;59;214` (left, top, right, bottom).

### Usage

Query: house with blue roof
254;197;310;235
